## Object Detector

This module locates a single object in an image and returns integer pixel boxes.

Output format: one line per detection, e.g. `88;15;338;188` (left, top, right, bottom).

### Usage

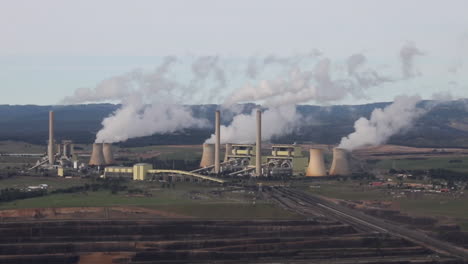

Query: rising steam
338;95;425;151
205;105;300;144
62;45;426;144
400;42;425;79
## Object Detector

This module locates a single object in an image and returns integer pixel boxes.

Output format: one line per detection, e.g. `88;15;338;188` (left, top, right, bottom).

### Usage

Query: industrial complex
33;109;352;183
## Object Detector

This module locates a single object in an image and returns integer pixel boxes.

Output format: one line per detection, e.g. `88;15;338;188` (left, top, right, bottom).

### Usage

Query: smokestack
89;143;105;166
256;109;262;177
102;143;115;165
224;143;232;162
48;111;54;165
200;143;215;168
306;149;326;177
329;148;351;176
214;110;221;174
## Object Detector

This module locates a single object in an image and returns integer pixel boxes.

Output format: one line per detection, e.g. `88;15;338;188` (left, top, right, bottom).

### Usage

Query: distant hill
0;100;468;148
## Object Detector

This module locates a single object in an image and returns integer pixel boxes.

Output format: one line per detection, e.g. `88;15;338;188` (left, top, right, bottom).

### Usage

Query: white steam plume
338;95;425;151
62;56;210;143
400;42;424;79
205;105;300;144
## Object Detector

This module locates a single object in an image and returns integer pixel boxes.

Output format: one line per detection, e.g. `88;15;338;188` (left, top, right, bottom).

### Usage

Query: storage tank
102;143;115;165
329;148;350;176
305;148;327;177
200;143;215;168
89;143;105;166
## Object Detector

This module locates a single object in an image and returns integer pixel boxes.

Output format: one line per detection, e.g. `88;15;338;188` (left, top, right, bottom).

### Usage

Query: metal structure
256;109;262;177
265;145;308;177
47;111;55;165
329;148;351;176
305;148;327;177
200;143;215;168
214;110;221;174
224;143;232;162
102;143;115;165
89;143;105;166
104;163;225;183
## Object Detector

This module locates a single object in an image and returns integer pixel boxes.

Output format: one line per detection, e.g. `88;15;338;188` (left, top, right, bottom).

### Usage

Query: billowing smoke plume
225;53;393;107
205;105;300;144
400;42;424;79
338;95;424;151
62;46;425;144
62;56;211;143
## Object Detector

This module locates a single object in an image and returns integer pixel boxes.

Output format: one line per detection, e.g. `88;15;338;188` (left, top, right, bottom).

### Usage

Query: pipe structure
47;111;54;165
214;110;220;174
329;148;351;176
102;143;115;165
305;148;327;177
256;109;262;177
224;143;232;162
89;143;105;166
200;143;215;168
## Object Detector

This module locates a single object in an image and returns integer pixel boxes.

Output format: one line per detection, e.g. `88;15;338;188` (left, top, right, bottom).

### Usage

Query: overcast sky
1;0;467;105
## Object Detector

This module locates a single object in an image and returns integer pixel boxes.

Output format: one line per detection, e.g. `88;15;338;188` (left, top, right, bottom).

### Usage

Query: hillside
0;100;467;148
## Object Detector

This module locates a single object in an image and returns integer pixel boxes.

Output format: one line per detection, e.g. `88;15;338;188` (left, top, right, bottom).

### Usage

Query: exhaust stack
224;143;232;162
47;111;55;165
214;110;221;174
305;149;326;177
200;143;215;168
256;109;262;177
329;148;351;176
89;143;105;166
102;143;115;165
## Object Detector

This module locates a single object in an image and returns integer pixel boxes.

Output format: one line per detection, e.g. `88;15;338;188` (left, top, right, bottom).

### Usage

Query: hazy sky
1;0;468;105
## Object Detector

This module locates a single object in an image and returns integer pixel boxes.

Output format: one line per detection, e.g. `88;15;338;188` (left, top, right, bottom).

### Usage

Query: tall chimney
200;143;215;168
102;143;115;165
329;148;351;176
306;148;326;177
48;111;55;165
214;110;221;174
224;143;232;162
89;143;105;166
256;109;262;177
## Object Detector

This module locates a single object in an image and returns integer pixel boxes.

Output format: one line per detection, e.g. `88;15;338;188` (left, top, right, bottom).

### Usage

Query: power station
35;109;352;181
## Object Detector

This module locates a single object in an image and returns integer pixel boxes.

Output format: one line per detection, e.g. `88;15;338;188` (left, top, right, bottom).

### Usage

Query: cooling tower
256;109;262;176
102;143;115;165
214;110;221;174
89;143;105;166
306;149;326;177
224;143;232;162
329;148;351;176
200;143;215;168
47;111;54;165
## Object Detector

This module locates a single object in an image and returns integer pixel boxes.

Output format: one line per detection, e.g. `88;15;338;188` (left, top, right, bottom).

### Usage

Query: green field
371;156;468;173
301;180;468;230
0;176;300;219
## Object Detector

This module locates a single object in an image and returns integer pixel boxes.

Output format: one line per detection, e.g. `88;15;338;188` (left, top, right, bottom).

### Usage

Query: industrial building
34;108;353;180
104;163;225;184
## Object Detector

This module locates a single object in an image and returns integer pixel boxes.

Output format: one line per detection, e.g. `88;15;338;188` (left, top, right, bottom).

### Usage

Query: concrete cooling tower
102;143;115;165
329;148;350;176
200;143;215;168
305;149;326;177
224;143;232;162
89;143;105;166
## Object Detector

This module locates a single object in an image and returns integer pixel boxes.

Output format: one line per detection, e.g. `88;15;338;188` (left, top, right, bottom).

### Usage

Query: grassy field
301;179;468;230
0;176;90;190
0;177;300;219
371;156;468;173
298;181;393;201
